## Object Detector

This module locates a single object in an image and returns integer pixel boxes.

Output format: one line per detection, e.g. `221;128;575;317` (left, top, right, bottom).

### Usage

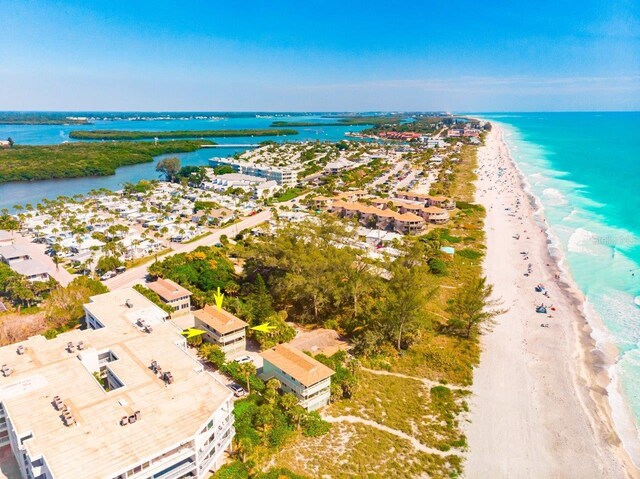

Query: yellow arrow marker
181;328;206;339
251;322;277;333
213;287;224;311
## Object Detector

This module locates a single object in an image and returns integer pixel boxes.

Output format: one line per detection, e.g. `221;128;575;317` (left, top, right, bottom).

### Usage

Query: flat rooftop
0;288;231;479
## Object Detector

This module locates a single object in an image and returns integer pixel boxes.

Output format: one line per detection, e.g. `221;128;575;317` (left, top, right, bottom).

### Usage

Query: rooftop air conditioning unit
125;299;133;308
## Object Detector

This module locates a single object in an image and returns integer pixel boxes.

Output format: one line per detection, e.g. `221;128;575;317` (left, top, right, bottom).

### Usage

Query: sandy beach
465;125;639;478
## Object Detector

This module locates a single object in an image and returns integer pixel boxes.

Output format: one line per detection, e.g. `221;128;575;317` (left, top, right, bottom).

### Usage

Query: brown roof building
147;278;192;314
261;343;334;410
193;305;248;355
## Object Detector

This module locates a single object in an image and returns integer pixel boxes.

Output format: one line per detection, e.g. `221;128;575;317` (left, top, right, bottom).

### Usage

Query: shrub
455;201;484;212
428;258;448;276
302;411;331;437
199;343;226;368
253;469;309;479
213;461;249;479
457;249;483;260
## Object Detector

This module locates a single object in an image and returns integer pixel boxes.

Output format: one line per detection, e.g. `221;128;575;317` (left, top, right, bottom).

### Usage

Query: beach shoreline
465;124;638;478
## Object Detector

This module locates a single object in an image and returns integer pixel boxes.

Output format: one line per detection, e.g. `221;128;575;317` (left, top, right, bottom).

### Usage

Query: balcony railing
153;459;196;479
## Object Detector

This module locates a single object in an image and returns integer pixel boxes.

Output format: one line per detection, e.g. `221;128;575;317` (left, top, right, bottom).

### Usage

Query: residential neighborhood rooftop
261;343;334;387
193;304;248;334
147;277;192;301
9;258;50;277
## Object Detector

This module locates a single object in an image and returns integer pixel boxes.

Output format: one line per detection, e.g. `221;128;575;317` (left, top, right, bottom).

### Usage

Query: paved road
105;210;272;290
372;160;408;187
394;170;417;191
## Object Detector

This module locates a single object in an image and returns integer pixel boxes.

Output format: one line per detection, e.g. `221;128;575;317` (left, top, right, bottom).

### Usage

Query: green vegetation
270;116;404;128
241;218;440;354
330;370;468;452
198;345;338;475
141;136;493;477
123;179;157;194
68;129;298;140
176;165;207;185
132;284;173;314
0;262;53;309
0;112;90;125
148;247;235;307
155;156;181;182
0;140;211;183
270;422;462;479
193;200;222;212
270;187;305;203
270;121;339;127
213;165;236;175
43;276;108;338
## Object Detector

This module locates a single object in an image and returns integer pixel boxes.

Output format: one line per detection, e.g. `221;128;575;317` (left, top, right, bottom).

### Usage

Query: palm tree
237;362;256;395
234;436;253;462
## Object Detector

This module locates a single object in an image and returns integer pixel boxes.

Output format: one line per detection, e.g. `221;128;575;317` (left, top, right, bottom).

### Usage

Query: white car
100;271;116;281
233;355;252;364
228;384;246;397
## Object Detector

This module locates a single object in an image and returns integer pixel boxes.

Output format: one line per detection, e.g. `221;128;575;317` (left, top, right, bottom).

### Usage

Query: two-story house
193;305;248;355
147;278;192;315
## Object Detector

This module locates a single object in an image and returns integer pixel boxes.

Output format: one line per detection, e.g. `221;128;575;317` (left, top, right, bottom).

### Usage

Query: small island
68;128;298;140
0;140;212;183
0;112;91;125
270;115;405;128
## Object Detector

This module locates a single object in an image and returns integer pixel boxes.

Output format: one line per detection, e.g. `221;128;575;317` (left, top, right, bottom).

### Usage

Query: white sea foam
567;227;598;255
562;208;580;222
542;187;568;205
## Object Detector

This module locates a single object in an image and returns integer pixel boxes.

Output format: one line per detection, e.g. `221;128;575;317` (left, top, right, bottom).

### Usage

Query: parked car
100;271;116;281
228;383;246;397
233;355;252;365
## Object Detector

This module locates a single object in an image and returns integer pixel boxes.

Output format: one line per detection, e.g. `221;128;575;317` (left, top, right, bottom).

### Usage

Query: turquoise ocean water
482;112;640;461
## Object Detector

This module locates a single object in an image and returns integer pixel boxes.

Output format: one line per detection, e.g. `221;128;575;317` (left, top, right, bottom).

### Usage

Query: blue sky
1;0;638;111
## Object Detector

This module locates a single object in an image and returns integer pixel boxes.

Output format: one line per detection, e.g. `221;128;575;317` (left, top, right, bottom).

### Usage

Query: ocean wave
567;227;598;255
593;289;640;350
562;208;580;222
542;187;568;205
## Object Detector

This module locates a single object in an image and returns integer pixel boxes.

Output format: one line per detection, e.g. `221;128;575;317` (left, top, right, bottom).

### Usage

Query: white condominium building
208;158;298;187
0;288;234;479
